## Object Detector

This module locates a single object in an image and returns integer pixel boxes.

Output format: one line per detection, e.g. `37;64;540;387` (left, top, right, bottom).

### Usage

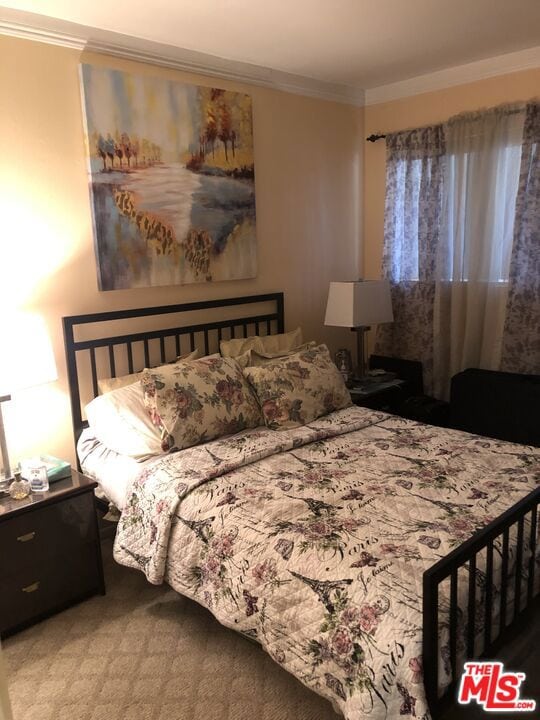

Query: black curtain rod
366;133;386;142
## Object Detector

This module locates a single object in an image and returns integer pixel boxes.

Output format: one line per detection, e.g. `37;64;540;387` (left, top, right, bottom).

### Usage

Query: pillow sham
243;344;352;430
237;341;317;368
141;355;262;452
85;382;163;460
98;349;199;394
220;327;303;359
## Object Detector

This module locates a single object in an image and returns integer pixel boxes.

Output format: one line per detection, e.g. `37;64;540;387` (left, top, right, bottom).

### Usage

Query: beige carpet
4;539;341;720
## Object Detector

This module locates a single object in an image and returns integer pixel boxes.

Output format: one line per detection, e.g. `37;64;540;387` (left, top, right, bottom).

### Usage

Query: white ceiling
1;0;539;90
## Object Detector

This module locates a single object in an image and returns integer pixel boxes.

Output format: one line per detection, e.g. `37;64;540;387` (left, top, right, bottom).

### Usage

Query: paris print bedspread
114;406;539;719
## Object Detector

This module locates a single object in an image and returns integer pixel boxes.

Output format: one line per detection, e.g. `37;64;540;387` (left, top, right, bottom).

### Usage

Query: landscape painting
79;64;257;290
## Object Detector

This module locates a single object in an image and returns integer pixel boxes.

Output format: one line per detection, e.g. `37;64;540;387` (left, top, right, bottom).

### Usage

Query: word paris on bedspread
114;405;539;720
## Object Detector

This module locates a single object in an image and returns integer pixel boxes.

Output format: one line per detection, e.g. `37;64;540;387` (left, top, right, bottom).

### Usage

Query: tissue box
39;455;72;483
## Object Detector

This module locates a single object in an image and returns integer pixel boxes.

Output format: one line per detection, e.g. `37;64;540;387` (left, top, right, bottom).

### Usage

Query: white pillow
85;382;163;460
98;349;199;394
98;371;144;395
220;327;303;359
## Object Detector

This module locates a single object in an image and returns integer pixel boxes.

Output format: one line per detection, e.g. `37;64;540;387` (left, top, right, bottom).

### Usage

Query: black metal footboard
422;486;539;718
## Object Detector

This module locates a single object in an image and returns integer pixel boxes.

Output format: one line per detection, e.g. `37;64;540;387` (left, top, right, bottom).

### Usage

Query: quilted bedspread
114;406;539;719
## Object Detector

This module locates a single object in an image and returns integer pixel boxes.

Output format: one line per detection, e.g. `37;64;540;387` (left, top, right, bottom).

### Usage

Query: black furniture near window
362;358;540;444
0;471;105;638
449;368;540;447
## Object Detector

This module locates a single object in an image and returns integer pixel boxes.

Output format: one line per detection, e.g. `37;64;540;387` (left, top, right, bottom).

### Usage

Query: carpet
3;540;340;720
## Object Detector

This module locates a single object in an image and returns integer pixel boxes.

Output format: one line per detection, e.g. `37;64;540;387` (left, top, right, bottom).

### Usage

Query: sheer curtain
501;102;540;373
433;106;525;397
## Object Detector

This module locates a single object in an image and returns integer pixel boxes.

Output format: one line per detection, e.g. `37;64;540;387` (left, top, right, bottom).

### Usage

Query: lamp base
0;395;13;488
0;479;12;495
351;326;370;380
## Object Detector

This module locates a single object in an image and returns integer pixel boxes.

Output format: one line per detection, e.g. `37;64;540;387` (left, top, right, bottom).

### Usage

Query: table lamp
0;313;57;487
325;280;393;379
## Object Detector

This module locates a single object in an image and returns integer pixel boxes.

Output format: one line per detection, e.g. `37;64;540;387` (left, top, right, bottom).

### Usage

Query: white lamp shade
325;280;393;327
0;313;57;396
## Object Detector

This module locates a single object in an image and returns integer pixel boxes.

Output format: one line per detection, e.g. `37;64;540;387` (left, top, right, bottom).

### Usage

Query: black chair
449;368;540;447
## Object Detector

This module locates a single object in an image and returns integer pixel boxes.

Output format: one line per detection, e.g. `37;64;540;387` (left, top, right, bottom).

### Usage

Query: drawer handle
21;581;40;593
17;531;36;543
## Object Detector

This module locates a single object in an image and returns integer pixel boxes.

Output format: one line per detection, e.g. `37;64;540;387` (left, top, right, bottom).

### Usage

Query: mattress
77;428;163;510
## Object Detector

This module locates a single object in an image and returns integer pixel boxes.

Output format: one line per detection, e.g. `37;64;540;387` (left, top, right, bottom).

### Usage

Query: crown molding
365;46;540;106
0;7;364;106
86;38;365;106
0;17;84;49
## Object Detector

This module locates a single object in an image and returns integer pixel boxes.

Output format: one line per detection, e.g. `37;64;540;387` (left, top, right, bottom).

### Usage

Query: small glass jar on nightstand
25;460;49;493
8;473;31;500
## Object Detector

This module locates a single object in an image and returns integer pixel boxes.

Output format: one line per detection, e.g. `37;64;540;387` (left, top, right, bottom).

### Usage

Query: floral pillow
243;344;352;430
141;356;262;451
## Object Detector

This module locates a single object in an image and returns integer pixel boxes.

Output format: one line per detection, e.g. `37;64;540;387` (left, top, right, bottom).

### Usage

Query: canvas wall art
79;64;257;290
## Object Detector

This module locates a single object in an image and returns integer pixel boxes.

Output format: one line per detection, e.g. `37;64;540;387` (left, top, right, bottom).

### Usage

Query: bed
63;293;539;720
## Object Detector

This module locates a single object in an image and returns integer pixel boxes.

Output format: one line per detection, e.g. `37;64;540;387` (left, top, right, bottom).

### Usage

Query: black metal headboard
63;292;284;451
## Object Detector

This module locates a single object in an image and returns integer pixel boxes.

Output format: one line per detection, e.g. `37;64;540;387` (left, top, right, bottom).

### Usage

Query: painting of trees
121;132;132;167
94;131;162;171
194;86;253;173
97;134;107;170
205;108;218;158
218;104;232;161
80;63;256;290
105;135;115;168
92;85;253;176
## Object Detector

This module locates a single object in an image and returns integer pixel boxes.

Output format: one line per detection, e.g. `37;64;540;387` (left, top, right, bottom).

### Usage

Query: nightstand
349;378;408;412
0;470;105;638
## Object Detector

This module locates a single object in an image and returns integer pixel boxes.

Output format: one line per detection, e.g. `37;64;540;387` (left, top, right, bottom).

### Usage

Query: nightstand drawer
0;544;101;633
0;492;96;577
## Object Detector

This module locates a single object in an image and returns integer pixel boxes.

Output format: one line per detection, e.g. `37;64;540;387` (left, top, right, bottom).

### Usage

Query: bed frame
63;292;538;719
63;292;284;446
423;489;538;716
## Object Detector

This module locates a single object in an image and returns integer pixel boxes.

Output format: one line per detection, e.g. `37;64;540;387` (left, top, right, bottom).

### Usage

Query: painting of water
79;64;257;290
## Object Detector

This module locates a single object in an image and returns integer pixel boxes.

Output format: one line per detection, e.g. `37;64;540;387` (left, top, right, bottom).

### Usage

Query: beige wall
363;68;540;282
0;34;363;465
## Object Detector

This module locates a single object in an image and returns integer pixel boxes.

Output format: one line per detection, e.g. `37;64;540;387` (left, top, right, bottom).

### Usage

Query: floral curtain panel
500;102;540;374
375;125;445;394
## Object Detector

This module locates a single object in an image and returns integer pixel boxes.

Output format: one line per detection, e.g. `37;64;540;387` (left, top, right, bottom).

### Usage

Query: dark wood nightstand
0;470;105;638
349;378;408;412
